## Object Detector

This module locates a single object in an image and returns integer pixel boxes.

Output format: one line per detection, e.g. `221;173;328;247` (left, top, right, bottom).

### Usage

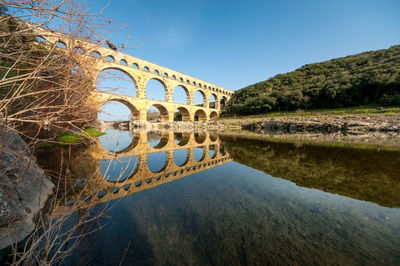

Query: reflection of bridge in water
52;131;232;217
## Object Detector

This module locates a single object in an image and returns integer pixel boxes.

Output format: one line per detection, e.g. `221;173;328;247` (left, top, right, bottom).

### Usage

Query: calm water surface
59;130;400;265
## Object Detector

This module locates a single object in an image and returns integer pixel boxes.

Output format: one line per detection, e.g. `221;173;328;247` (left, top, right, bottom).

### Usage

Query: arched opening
147;152;168;173
193;90;206;107
35;36;46;43
209;94;218;109
120;59;127;65
163;73;168;78
99;130;134;153
132;63;138;69
220;145;226;156
193;147;205;162
174;132;191;146
98;100;139;123
173;85;189;104
147;104;169;122
147;131;169;149
194;132;207;144
194;109;207;122
172;75;176;80
97;101;139;153
56;40;66;49
96;68;137;97
209;145;216;159
91;51;101;58
174;107;190;122
220;96;227;108
106;55;115;62
99;156;138;182
209;133;218;142
145;78;167;101
210;111;218;120
74;47;85;54
173;149;189;167
143;66;149;72
154;70;160;75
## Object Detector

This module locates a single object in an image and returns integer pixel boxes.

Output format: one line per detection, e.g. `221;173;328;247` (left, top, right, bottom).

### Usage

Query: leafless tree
0;1;134;264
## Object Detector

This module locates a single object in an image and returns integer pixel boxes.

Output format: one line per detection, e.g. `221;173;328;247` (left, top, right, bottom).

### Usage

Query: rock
0;126;54;249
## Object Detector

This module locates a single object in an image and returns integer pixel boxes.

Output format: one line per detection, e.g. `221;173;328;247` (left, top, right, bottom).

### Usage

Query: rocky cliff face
0;126;54;249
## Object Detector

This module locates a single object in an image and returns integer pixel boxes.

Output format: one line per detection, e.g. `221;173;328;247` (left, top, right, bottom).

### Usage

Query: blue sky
91;0;400;91
91;0;399;121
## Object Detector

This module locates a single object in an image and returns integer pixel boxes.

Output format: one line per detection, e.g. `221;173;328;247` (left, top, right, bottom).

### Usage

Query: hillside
226;45;400;115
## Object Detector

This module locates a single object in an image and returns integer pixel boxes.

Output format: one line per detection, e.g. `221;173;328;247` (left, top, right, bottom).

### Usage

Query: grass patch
84;127;106;137
55;127;105;145
56;133;81;144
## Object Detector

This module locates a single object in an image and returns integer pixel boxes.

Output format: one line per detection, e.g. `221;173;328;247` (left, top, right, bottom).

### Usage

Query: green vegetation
226;45;400;115
222;105;400;121
55;128;105;145
83;127;106;137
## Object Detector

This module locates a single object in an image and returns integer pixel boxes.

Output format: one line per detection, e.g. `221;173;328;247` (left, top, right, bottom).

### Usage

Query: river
51;129;400;265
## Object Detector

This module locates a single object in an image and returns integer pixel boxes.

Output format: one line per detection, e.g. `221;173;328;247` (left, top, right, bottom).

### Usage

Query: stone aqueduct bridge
52;132;232;217
34;27;234;121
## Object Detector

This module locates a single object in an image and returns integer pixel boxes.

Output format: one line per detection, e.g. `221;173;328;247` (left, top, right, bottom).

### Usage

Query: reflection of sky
67;160;400;265
208;147;216;158
100;156;137;182
173;149;188;166
99;129;133;152
193;147;204;162
147;152;167;173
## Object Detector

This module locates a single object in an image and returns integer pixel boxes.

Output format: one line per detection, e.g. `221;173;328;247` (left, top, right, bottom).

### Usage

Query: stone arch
148;104;169;122
193;146;206;162
99;154;139;183
106;55;115;62
174;132;191;146
194;132;207;144
209;94;218;109
147;152;168;173
74;46;85;54
101;98;140;121
173;148;190;167
147;131;169;149
210;111;218;120
209;133;218;142
120;59;127;65
132;63;138;69
174;107;190;122
145;78;168;101
56;40;66;49
163;72;168;78
35;36;46;43
209;145;217;159
91;51;101;58
96;67;137;97
220;96;227;108
154;69;160;75
143;66;150;72
194;109;207;122
193;90;207;107
173;85;190;104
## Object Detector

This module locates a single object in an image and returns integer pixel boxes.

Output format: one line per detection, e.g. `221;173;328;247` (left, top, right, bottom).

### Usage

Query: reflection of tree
221;135;400;207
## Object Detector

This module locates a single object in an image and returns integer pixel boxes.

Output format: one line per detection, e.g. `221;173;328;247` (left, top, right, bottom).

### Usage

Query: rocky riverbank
0;127;54;250
240;114;400;134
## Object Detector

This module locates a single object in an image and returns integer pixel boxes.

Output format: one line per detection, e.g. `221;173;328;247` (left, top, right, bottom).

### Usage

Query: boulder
0;126;54;249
